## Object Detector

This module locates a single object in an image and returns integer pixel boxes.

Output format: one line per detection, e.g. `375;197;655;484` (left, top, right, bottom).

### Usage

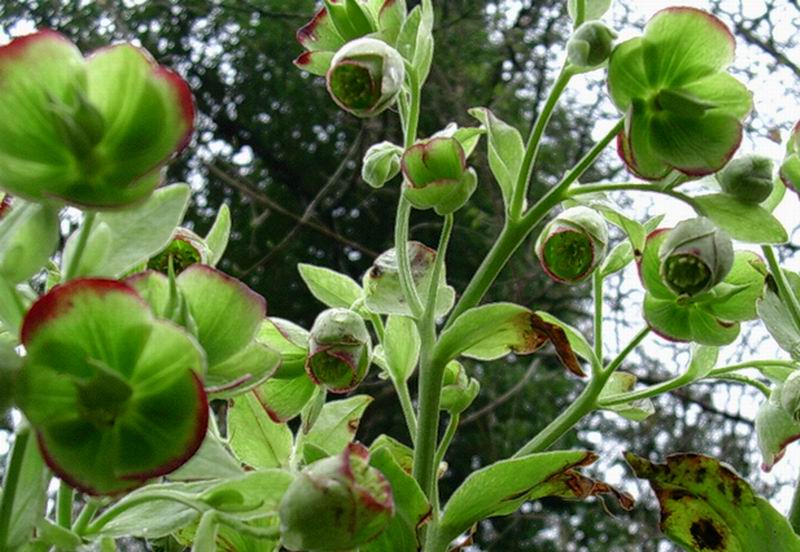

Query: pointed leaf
228;392;293;469
384;315;420;382
205;204;230;267
298;263;363;309
469;108;524;211
303;395;373;459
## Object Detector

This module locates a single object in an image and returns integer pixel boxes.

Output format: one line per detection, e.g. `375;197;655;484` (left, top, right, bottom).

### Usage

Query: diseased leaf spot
690;518;725;550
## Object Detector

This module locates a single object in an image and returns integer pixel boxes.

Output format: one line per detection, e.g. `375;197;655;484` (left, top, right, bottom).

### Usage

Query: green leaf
758;272;800;359
369;434;414;474
63;183;191;277
693;193;787;244
0;201;59;284
169;420;244;481
303;395;373;459
367;0;407;45
384;315;420;382
396;4;434;82
362;446;430;552
298;263;363;309
257;318;309;379
598;372;655;421
535;311;598;368
228;392;293;469
438;451;633;544
436;303;584;377
706;251;766;322
4;429;50;552
468;108;524;212
205;204;231;267
626;452;800;551
600;240;634;277
684;345;719;381
567;0;612;21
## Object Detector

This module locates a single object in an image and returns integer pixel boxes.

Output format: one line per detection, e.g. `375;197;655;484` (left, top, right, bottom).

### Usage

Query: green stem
707;373;770;397
763;245;800;332
514;327;650;457
368;312;385;343
56;481;74;528
444;118;625;329
72;500;101;536
217;514;281;539
0;427;31;550
394;197;424;318
63;212;96;281
600;374;689;408
433;413;459;472
396;381;418;445
574;0;587;27
592;271;603;375
403;64;421;150
510;66;574;220
710;359;798;375
566;182;699;209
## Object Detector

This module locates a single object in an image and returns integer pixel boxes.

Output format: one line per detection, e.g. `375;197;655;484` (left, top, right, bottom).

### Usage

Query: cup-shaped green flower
535;206;609;284
658;217;734;297
14;279;208;495
567;21;616;71
608;8;752;180
146;228;209;275
402;137;478;215
326;37;405;118
717;154;775;203
0;30;194;208
279;443;393;551
306;308;371;393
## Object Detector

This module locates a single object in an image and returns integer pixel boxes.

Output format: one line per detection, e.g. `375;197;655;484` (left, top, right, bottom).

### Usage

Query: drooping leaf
598;372;655;421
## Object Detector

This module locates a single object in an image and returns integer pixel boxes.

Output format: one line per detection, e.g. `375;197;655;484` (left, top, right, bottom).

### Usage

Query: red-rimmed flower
15;278;208;495
607;8;752;180
535;206;608;284
306;308;371;394
0;30;194;208
279;443;394;551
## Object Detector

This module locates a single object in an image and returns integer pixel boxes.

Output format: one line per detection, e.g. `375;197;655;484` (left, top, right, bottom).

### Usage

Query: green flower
326;37;405;118
279;443;394;551
402;137;478;215
0;30;194;208
658;218;733;296
535;206;608;284
15;279;208;495
639;225;765;345
146;228;209;275
608;8;752;179
306;308;371;393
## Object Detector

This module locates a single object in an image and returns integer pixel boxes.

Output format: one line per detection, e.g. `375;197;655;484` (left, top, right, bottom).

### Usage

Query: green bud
402;137;478;215
567;21;616;70
658;217;734;296
440;361;480;415
306;308;371;393
535;207;609;284
327;37;404;118
279;443;394;551
362;141;403;189
779;371;800;422
780;153;800;194
717;154;774;203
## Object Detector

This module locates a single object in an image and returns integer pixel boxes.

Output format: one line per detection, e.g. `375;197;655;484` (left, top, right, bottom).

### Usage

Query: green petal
687;308;740;346
706;251;766;322
178;265;266;366
643;294;692;342
681;72;752;120
638;229;675;300
649;111;742;177
642;8;735;88
294;50;335;77
0;31;84;199
297;7;346;52
84;45;193;198
206;340;281;398
626;105;672;180
607;37;648;110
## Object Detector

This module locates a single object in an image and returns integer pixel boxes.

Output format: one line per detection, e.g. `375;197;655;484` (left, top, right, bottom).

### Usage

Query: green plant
2;2;800;551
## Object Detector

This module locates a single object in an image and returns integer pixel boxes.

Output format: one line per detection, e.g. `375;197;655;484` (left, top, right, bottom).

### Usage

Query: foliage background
1;0;800;550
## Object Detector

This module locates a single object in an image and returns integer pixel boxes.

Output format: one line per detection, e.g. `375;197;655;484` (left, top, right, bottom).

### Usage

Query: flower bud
402;137;478;215
717;154;774;203
567;21;616;70
306;308;371;393
279;443;393;551
440;361;480;415
535;206;608;284
147;228;209;275
327;37;404;118
362;141;403;189
658;217;734;296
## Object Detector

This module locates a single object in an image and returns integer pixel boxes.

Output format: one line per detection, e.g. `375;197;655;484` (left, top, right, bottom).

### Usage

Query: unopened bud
717;154;774;203
306;308;371;393
536;206;608;284
567;21;616;70
440;361;480;414
362;141;403;189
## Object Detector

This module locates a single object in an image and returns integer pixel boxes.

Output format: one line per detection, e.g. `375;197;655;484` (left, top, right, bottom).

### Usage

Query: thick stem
63;211;97;281
445;118;625;329
509;66;574;220
592;271;604;375
514;327;650;457
72;500;101;536
56;481;74;528
0;427;31;549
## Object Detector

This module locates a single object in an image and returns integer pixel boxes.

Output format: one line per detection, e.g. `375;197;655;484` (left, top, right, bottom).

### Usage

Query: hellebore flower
306;308;371;393
15;279;208;495
327;37;405;118
658;217;733;297
278;443;394;551
535;206;609;284
608;8;752;180
127;265;280;398
402;137;478;215
638;223;765;346
146;228;209;275
717;154;775;203
567;21;616;71
0;30;194;208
